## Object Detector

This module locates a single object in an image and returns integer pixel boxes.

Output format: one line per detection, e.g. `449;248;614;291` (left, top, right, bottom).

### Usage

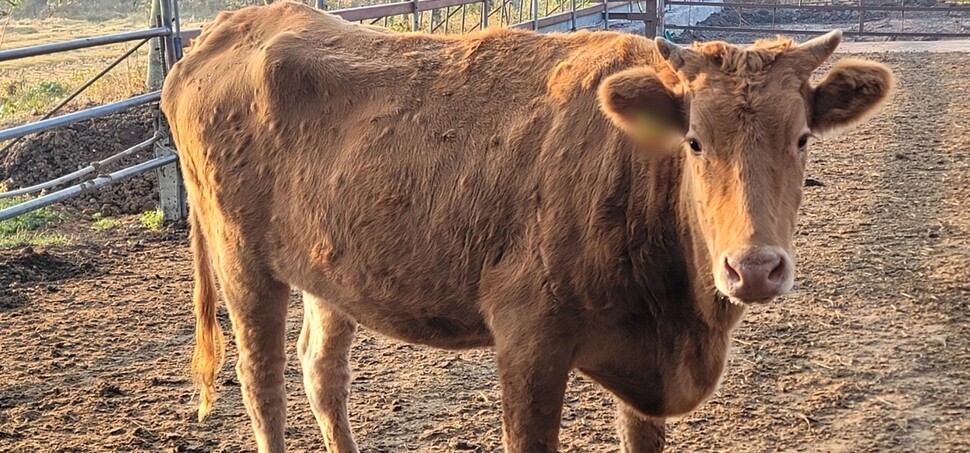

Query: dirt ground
1;50;969;452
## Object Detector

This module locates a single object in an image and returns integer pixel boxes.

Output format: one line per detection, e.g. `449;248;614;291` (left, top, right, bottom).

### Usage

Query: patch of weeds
0;230;72;249
140;209;163;231
0;196;67;236
0;196;69;249
91;212;119;231
0;80;68;121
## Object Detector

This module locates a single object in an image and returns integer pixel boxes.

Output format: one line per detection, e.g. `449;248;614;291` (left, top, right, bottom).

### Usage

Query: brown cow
160;2;893;452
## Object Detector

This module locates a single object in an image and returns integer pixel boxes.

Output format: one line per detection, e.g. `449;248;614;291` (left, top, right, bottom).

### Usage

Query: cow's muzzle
717;246;794;302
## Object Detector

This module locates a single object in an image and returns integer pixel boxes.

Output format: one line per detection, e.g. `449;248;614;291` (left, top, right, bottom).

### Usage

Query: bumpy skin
161;2;893;452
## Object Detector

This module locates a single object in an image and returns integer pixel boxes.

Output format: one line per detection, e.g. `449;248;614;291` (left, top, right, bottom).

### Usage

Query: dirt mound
0;247;97;283
697;8;874;28
0;105;160;217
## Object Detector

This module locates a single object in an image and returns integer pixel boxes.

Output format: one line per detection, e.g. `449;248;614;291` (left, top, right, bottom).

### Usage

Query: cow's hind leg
617;401;666;453
298;293;358;453
220;270;290;452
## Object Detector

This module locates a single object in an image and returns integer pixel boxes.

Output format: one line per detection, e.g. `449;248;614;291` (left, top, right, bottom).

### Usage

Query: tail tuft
189;207;225;422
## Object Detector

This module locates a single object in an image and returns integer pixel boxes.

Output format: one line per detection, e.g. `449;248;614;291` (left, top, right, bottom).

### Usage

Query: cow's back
161;2;660;346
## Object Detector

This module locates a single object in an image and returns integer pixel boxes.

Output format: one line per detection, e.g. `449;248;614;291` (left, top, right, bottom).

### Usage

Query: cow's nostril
768;257;786;283
725;256;741;284
720;248;792;301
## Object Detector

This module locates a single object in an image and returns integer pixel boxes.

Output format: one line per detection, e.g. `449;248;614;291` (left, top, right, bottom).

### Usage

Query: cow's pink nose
723;248;791;301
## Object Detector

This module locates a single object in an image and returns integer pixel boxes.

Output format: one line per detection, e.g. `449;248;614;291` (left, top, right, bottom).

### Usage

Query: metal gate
660;0;970;41
0;0;186;222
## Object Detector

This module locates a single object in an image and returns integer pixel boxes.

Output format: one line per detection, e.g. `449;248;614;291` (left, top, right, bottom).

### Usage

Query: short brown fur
161;3;893;452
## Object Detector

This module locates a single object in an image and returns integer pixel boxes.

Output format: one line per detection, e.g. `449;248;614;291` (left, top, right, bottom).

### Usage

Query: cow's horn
654;37;695;74
794;29;843;71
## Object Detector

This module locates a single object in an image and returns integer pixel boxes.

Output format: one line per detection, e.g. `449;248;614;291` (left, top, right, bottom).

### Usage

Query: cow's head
598;30;892;303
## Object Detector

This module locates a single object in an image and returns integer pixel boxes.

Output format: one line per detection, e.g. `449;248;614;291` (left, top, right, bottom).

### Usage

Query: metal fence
0;0;183;223
0;0;657;223
660;0;970;40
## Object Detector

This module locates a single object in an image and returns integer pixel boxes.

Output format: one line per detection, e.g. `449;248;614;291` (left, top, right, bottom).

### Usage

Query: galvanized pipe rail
663;25;970;39
179;0;654;40
0;134;161;200
0;28;171;62
665;1;970;13
0;155;178;221
0;92;162;143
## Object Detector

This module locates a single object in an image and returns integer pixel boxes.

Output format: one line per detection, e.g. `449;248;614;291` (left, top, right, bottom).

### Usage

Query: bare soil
1;51;969;452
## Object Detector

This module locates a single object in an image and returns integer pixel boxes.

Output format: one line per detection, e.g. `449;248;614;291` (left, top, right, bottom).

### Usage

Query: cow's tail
189;205;225;422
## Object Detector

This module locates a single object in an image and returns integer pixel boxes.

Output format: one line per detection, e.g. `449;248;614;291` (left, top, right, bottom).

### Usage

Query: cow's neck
626;151;746;331
578;151;746;417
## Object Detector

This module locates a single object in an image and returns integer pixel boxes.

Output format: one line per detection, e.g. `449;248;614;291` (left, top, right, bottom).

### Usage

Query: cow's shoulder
546;31;655;101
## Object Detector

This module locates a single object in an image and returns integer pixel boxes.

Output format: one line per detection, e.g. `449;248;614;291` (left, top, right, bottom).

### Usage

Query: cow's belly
286;260;494;350
267;152;514;349
342;305;495;350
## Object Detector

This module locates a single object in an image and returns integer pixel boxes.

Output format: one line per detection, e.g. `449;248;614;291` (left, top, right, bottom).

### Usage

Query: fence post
644;0;657;38
413;0;421;30
147;0;165;90
153;0;187;222
603;0;610;30
532;0;539;29
481;0;488;29
570;0;577;30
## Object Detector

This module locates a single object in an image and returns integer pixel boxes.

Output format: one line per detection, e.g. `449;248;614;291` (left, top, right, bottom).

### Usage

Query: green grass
0;230;71;248
91;212;119;231
0;196;67;235
140;209;163;231
0;80;68;119
0;196;70;249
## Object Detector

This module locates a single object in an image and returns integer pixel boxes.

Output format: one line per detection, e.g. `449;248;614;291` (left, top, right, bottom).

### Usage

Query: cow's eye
688;138;702;156
797;134;811;150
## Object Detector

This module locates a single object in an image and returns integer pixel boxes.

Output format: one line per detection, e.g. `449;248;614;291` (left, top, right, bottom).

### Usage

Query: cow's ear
811;59;893;136
598;67;686;144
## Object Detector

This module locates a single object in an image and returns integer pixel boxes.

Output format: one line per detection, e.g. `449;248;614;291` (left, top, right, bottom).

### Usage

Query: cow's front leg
495;338;572;453
489;300;575;453
617;401;666;453
298;293;358;453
